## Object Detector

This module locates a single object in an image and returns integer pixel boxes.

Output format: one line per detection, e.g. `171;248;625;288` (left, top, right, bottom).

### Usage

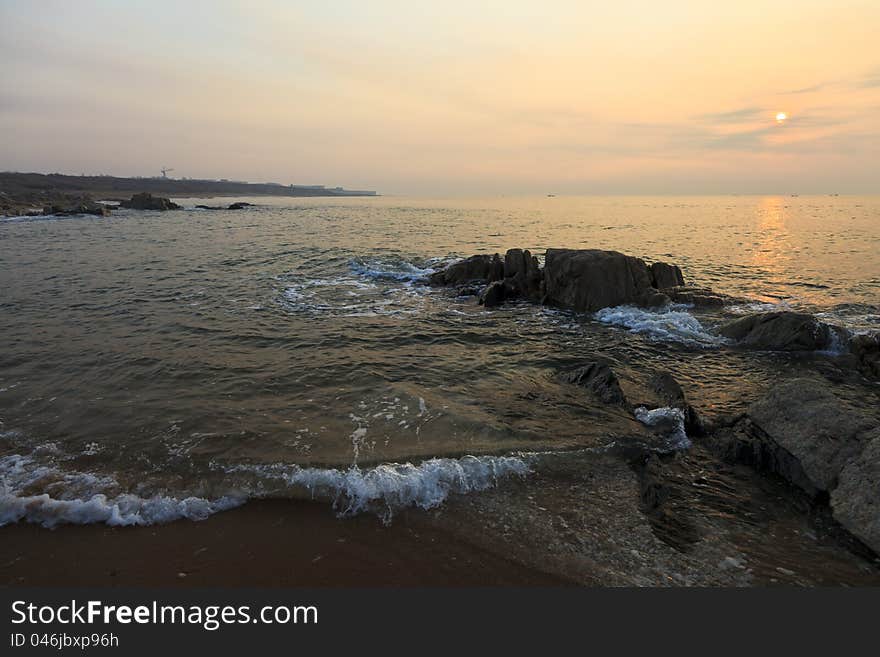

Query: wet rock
707;379;880;554
747;379;871;492
850;333;880;378
661;286;734;307
195;204;223;210
504;249;543;300
832;435;880;554
429;254;504;286
119;192;181;211
559;361;628;406
648;371;705;436
227;202;253;210
719;311;841;351
42;200;110;217
543;249;670;312
650;262;685;289
479;281;507;308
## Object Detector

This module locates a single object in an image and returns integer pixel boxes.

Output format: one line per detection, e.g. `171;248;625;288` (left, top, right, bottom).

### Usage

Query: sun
776;112;788;124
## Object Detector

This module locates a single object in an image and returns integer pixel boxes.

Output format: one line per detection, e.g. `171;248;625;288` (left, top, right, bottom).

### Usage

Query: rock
195;204;223;210
747;379;872;492
543;249;669;312
479;281;507;307
429;254;504;286
850;333;880;378
650;262;685;289
661;286;734;307
42;199;110;217
504;249;543;300
719;311;841;351
648;371;704;436
832;434;880;554
559;362;628;406
119;193;181;211
227;202;253;210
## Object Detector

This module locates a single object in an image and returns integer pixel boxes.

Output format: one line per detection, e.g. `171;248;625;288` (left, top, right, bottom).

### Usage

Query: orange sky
1;1;879;194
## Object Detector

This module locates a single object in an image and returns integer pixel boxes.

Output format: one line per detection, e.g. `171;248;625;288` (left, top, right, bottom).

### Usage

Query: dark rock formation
503;249;543;301
428;254;504;286
120;193;181;211
479;281;507;307
559;362;628;405
543;249;669;313
706;379;880;554
42;200;110;217
719;311;842;351
850;333;880;378
227;202;253;210
648;371;705;436
660;286;734;307
650;262;685;289
195;204;224;210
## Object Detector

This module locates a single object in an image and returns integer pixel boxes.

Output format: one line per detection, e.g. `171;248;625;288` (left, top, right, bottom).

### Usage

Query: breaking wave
0;452;530;528
594;305;725;347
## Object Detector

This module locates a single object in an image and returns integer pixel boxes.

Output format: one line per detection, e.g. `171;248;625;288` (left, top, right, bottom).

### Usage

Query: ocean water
1;195;878;526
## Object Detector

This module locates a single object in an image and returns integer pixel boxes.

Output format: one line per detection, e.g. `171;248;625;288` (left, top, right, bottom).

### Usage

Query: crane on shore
160;167;174;179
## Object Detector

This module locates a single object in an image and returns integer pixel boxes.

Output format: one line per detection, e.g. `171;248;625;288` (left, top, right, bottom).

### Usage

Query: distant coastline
0;171;377;216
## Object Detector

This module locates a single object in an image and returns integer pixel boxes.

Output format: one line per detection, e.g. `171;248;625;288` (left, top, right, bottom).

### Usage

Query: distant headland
0;171;377;216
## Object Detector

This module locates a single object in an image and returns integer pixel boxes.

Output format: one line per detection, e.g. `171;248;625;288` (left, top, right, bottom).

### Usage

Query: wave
594;305;725;347
0;455;242;529
634;406;691;450
0;452;530;528
348;256;440;283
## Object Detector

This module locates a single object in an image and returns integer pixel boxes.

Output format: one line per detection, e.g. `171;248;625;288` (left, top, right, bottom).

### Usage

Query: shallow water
1;195;878;525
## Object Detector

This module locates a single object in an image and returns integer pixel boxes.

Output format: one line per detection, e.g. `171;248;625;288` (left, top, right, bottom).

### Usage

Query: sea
1;194;878;527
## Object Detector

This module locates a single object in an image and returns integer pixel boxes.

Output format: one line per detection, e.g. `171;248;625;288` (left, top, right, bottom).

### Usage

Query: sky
1;0;879;195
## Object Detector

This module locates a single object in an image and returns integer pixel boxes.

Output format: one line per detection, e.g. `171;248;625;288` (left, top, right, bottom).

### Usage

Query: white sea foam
594;305;724;347
634;406;691;449
219;454;532;522
349;257;437;283
0;451;530;527
0;455;242;528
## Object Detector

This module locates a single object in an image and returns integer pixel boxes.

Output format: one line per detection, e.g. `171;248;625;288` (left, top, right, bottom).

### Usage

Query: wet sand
0;499;570;587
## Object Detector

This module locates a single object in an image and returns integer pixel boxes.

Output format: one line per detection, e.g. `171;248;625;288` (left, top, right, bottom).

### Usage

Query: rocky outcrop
661;286;735;307
503;249;543;301
559;361;627;405
707;379;880;554
719;311;842;351
428;254;504;286
850;333;880;378
650;262;685;289
648;371;704;436
120;193;181;211
543;249;669;312
42;200;110;217
479;281;507;308
227;202;253;210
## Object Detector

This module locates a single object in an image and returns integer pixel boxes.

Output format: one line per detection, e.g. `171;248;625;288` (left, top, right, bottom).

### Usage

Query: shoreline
0;499;569;588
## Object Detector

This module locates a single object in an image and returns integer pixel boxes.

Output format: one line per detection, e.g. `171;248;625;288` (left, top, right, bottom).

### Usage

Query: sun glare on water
776;112;788;124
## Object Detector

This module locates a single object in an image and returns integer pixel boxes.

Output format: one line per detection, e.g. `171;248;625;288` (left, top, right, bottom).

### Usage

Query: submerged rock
559;361;628;406
719;311;842;351
428;254;504;286
543;249;669;313
120;193;181;211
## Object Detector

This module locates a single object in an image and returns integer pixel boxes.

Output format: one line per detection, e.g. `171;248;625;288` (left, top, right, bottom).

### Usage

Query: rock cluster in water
430;248;880;557
119;192;181;211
